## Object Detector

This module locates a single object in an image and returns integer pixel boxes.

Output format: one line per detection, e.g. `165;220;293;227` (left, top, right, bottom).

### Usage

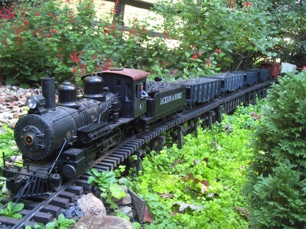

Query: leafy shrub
0;0;172;85
245;70;306;228
247;161;306;228
0;0;121;85
154;0;277;74
1;0;291;85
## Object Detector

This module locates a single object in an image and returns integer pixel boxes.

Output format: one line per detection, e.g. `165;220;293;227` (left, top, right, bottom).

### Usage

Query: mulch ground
0;85;40;133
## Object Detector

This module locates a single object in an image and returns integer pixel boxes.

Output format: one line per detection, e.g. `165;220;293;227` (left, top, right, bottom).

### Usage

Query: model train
0;65;278;199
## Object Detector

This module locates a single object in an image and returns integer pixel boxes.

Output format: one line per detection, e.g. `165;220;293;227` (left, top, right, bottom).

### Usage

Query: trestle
176;126;184;149
149;136;166;152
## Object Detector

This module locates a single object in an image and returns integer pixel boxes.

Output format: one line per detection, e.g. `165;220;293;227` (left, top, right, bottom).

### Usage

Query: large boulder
75;193;134;229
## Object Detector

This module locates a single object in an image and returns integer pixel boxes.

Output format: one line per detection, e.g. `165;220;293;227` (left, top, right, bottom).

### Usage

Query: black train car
232;70;259;86
244;70;259;85
258;68;271;81
207;72;245;93
174;78;222;107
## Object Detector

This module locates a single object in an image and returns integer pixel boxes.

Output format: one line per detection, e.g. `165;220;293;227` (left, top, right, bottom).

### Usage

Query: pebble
61;204;85;220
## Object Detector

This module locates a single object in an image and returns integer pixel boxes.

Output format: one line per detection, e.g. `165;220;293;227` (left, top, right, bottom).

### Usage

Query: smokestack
42;77;56;110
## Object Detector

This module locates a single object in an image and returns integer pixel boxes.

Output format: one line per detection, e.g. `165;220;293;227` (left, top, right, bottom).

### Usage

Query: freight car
0;66;277;199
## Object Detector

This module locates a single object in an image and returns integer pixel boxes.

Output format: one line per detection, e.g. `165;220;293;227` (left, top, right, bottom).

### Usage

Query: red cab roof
103;68;150;81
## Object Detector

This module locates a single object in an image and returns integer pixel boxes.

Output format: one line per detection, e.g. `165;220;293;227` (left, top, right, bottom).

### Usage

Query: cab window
125;84;132;102
135;84;140;99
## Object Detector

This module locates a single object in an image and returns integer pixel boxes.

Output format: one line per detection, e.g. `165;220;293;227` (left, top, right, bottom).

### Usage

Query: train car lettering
160;92;183;105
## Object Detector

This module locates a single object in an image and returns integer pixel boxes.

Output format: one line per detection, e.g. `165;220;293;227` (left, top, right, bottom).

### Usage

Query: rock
77;193;107;217
120;193;132;205
2;185;10;195
113;186;132;205
9;155;23;163
118;206;134;219
73;215;133;229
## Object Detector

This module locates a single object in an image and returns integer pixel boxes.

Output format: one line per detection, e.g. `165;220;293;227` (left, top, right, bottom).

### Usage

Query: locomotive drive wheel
112;127;122;145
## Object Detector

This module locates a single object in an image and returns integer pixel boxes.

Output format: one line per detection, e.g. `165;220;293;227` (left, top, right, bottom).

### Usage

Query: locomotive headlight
27;95;46;109
27;97;38;109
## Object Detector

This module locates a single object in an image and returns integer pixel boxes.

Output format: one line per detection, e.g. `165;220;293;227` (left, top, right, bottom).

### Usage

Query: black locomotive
0;66;276;199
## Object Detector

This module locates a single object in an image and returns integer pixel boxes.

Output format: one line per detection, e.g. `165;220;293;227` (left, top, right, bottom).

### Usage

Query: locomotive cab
100;68;150;119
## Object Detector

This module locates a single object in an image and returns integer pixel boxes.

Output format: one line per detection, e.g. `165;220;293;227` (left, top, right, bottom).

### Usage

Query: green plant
114;165;126;178
0;0;120;85
128;103;264;227
144;193;175;226
0;125;19;164
87;169;126;209
25;213;75;229
153;0;278;74
266;0;306;66
0;0;176;85
0;201;24;219
132;221;141;229
246;161;306;228
0;0;143;85
245;70;306;228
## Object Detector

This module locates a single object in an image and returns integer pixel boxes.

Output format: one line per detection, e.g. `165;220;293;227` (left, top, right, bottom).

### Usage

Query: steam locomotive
0;66;277;199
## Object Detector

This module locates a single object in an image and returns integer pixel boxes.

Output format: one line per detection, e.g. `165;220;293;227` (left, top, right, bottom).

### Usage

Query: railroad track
0;79;274;228
0;184;82;228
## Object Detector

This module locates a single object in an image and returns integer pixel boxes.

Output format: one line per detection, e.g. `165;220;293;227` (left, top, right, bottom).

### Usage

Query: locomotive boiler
16;76;121;161
1;74;124;198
